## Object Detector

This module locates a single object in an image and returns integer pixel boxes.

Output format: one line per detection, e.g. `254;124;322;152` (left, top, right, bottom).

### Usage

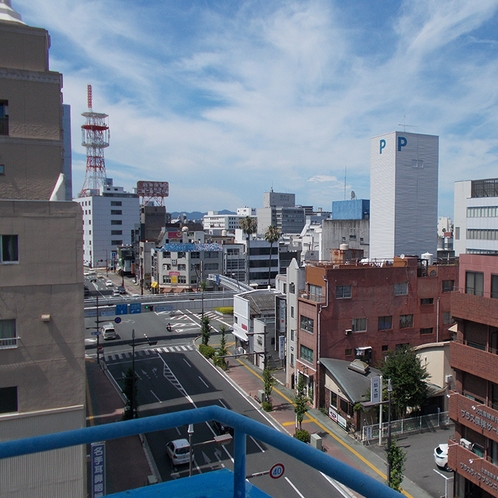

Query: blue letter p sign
379;139;386;154
397;136;407;151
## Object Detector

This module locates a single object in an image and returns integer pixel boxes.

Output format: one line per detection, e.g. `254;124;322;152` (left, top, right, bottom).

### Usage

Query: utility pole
130;329;136;419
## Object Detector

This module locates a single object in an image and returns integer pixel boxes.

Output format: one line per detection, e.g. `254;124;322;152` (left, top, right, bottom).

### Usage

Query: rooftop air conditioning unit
460;438;474;450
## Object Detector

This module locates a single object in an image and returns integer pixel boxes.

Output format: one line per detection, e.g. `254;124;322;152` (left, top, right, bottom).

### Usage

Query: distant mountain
170;209;235;221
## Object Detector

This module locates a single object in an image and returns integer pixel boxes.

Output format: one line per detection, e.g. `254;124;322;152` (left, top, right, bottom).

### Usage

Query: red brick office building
296;255;458;414
449;254;498;498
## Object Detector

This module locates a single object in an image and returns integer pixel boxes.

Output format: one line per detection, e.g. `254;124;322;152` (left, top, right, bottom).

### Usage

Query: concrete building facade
0;4;86;496
370;131;439;260
454;178;498;257
75;181;139;268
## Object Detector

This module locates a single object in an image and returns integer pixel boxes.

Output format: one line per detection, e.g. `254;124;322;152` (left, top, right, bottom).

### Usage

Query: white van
101;323;117;340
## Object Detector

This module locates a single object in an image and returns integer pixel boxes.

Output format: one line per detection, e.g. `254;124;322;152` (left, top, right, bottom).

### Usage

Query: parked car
101;323;117;340
105;280;113;287
112;289;120;296
434;443;449;469
118;286;126;294
165;439;191;465
212;420;234;436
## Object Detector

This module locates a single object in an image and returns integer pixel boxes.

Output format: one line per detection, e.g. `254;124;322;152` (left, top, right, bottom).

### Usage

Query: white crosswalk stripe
102;344;194;363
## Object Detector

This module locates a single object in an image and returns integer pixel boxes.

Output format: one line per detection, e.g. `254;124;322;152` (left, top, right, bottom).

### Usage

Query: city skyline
15;0;498;217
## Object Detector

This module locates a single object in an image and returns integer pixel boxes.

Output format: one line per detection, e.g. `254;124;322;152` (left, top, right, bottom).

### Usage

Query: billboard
137;181;169;197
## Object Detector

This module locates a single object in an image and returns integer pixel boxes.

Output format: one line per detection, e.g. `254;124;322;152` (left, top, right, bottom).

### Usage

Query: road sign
115;304;128;315
91;331;100;336
129;303;142;315
114;317;122;324
269;463;285;479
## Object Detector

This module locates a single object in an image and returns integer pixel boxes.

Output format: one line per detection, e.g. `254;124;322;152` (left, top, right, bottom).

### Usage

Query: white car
105;280;113;287
434;443;449;469
165;438;191;465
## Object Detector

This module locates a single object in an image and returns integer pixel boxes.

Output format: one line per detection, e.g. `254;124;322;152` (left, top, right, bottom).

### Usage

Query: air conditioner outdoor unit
345;329;352;335
460;438;474;450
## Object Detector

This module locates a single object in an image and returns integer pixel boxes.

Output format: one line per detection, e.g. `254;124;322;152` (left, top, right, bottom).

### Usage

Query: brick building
296;255;458;418
449;254;498;498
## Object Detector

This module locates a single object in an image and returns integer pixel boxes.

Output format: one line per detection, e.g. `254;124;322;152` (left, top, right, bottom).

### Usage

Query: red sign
269;463;285;479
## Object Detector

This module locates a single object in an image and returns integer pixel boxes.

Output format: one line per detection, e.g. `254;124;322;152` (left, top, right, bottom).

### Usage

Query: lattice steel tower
79;85;110;197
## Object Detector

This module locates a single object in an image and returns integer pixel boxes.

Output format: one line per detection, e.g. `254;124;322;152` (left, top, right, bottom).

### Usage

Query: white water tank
340;243;349;251
422;252;433;265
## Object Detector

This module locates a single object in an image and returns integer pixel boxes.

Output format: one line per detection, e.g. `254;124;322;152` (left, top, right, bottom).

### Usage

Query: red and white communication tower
79;85;110;197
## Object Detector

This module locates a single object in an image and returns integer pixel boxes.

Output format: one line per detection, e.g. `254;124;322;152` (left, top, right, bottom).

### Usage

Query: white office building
370;131;439;259
75;181;139;267
454;178;498;256
203;211;243;233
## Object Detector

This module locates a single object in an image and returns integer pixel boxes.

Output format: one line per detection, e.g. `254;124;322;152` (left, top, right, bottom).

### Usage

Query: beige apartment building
0;3;86;497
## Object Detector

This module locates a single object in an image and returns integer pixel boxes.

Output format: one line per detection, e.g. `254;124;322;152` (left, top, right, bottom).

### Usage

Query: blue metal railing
0;406;399;498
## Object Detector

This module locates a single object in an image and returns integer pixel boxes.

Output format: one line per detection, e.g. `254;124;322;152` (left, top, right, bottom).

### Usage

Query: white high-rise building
370;131;439;259
75;181;139;267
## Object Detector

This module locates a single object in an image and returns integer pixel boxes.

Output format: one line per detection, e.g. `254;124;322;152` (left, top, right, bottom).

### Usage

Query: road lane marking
150;390;162;403
198;376;209;388
284;477;306;498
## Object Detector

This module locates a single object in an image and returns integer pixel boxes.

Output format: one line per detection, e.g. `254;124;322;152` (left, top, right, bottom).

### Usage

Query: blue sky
14;0;498;217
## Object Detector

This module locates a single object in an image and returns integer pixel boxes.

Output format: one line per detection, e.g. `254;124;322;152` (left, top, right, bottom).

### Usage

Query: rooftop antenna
79;85;110;197
398;115;418;132
344;164;347;200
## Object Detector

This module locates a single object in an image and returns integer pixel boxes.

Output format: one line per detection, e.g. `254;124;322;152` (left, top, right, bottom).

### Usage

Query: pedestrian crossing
85;344;196;362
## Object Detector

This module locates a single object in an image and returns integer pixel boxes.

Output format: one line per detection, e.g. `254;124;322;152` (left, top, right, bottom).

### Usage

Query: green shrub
214;355;228;370
294;429;310;443
199;344;216;359
214;307;234;315
261;400;273;412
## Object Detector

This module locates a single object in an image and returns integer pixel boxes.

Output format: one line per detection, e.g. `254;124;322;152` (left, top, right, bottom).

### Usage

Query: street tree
201;315;211;346
379;345;429;419
387;438;406;491
294;374;310;430
239;216;257;285
264;225;280;287
215;325;229;370
262;365;275;411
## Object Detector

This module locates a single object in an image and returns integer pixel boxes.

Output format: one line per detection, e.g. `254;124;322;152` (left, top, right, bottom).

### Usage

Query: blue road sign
115;304;128;315
129;303;142;315
114;317;122;324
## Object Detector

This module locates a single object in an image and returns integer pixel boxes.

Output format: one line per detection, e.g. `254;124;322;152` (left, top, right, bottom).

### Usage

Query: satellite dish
351;191;356;199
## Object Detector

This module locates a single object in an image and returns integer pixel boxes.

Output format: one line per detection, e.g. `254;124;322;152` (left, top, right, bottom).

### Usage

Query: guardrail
0;406;399;498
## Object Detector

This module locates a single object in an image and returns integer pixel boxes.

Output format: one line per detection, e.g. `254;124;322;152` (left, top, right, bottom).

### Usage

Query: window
336;285;352;299
0;100;9;135
0;164;4;175
111;240;122;246
111;220;122;225
330;391;338;408
110;210;122;215
442;280;454;292
163;251;171;258
0;235;18;263
420;297;434;305
0;386;17;414
378;315;392;330
400;314;413;328
308;284;322;301
0;319;17;349
443;312;452;325
492;275;498;299
466;271;484;296
340;398;353;417
289;282;295;294
178;252;186;259
163;275;171;284
290;329;295;341
300;345;314;363
382;345;389;352
420;327;433;335
345;348;353;356
300;316;314;333
111;230;122;235
394;282;408;296
290;306;294;318
110;201;122;206
178;264;186;271
352;317;367;332
178;276;186;284
191;252;200;259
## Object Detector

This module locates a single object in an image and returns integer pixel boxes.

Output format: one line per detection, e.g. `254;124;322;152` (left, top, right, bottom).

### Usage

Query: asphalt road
102;334;346;498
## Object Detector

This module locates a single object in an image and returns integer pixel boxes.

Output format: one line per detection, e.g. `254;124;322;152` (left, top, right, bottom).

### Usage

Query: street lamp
130;329;136;419
188;424;194;477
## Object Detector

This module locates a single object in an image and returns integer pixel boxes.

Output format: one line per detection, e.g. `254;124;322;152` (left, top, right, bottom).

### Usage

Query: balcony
448;440;498;494
451;291;498;328
0;406;399;498
449;392;498;444
0;336;18;349
450;341;498;384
